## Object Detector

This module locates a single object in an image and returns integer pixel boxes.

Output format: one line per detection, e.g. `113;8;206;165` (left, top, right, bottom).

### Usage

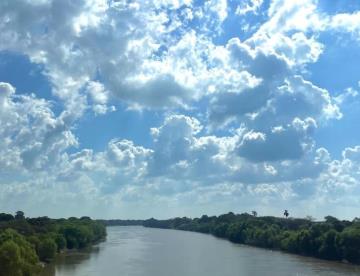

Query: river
41;226;360;276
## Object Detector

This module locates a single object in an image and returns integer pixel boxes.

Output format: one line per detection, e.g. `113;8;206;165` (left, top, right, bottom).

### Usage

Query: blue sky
0;0;360;220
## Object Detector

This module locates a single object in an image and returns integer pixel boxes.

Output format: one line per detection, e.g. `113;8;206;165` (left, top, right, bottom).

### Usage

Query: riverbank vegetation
0;212;106;276
143;212;360;264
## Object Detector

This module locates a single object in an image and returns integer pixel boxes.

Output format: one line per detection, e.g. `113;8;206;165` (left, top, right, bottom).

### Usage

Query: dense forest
0;212;106;276
143;212;360;264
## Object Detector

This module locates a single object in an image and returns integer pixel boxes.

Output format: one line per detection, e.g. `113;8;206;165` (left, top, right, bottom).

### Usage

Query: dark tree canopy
15;211;25;220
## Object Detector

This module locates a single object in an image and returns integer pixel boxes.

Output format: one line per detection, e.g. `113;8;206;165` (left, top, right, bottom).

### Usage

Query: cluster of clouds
0;0;359;218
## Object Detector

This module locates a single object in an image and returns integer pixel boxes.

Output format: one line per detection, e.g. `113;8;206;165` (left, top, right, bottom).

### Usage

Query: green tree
296;229;315;255
212;223;229;238
53;234;67;252
15;211;25;220
38;238;57;262
0;229;40;276
339;228;360;263
0;213;14;222
226;223;245;243
318;230;341;260
0;240;22;276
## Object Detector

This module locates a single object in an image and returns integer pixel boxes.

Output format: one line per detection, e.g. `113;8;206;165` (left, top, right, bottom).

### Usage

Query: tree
38;238;57;262
53;234;67;252
0;213;14;222
339;227;360;263
0;240;22;276
318;230;341;260
0;229;40;276
15;211;25;220
305;215;315;222
212;223;229;238
251;211;258;217
296;229;315;255
284;210;289;218
226;223;245;243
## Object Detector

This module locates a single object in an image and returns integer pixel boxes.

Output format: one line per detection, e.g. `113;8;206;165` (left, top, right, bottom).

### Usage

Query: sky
0;0;360;220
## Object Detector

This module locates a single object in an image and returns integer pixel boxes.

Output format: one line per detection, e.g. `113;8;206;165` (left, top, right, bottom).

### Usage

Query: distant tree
284;210;289;218
324;216;339;224
305;215;315;222
324;216;345;232
15;211;25;220
251;211;258;217
199;215;211;223
0;213;14;222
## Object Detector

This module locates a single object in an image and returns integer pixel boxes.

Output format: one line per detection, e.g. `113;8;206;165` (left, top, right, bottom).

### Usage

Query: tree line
143;212;360;264
0;211;106;276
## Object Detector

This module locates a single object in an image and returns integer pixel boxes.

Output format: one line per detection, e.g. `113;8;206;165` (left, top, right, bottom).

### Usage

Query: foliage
144;212;360;264
0;212;107;275
38;238;57;262
0;229;40;276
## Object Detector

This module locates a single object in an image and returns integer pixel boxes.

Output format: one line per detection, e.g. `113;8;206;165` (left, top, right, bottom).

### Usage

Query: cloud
237;118;316;162
236;0;263;16
85;81;115;115
312;145;360;211
205;0;228;22
265;0;323;33
1;0;360;218
334;87;359;105
0;82;15;109
330;11;360;39
0;83;357;218
149;115;202;175
342;146;360;163
0;0;196;113
207;36;339;132
0;82;77;172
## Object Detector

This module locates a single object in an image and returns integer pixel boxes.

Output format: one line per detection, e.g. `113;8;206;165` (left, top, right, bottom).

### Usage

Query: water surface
41;226;360;276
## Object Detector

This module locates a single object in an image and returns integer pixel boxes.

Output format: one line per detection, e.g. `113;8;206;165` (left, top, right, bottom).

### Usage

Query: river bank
142;212;360;265
39;226;360;276
0;213;106;276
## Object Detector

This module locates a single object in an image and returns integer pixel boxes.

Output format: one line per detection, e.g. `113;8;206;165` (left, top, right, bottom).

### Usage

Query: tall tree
14;211;25;220
284;210;289;218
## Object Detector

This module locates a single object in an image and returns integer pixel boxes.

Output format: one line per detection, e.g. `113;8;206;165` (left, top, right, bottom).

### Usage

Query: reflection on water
41;247;100;275
42;226;360;276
